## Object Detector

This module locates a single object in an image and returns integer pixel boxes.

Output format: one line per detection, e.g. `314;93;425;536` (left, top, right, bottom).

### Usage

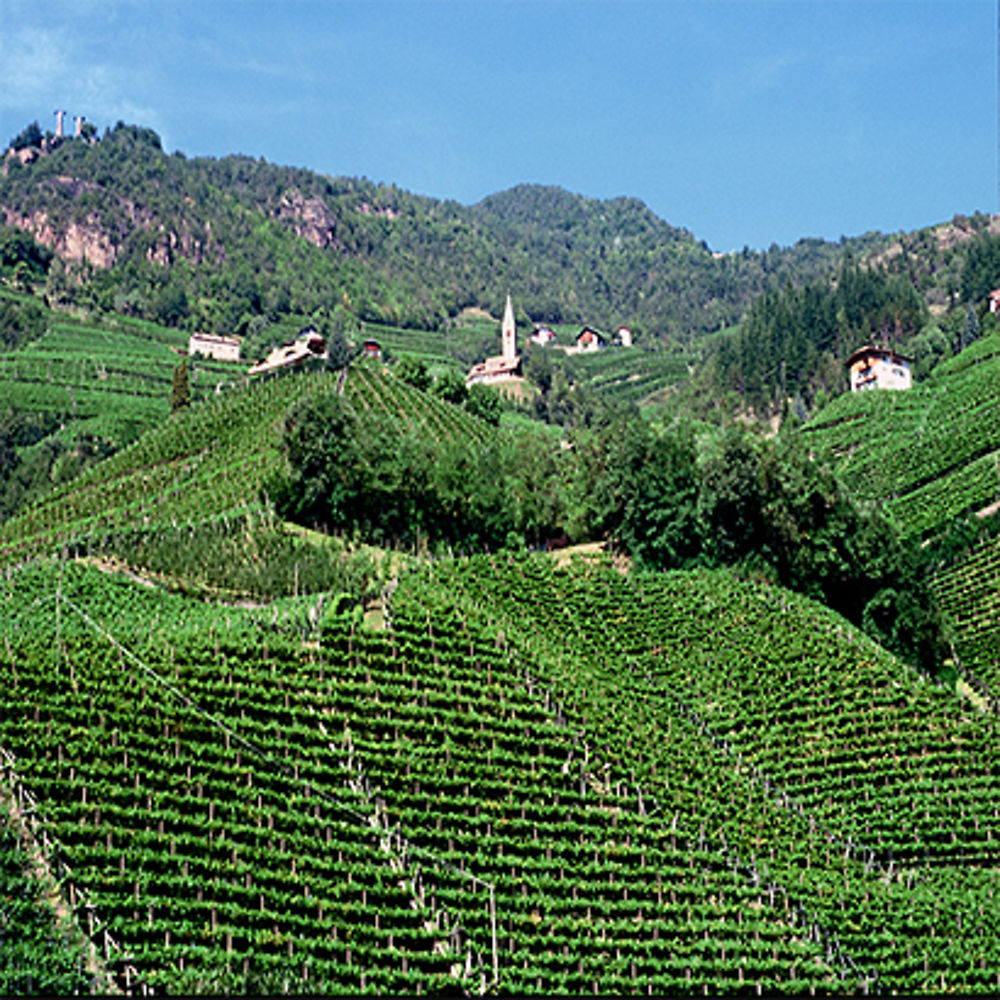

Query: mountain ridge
2;120;917;341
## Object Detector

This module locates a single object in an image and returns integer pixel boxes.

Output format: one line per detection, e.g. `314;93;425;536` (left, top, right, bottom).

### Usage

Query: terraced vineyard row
567;349;690;406
0;321;239;440
410;554;1000;994
802;336;1000;713
3;556;998;993
0;370;330;565
930;535;1000;706
346;362;494;446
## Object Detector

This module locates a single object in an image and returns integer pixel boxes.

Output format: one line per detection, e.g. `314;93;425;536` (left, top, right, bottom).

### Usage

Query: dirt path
550;541;631;573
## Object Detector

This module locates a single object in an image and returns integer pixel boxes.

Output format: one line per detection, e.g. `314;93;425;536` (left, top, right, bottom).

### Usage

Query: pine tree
960;303;980;353
170;358;191;412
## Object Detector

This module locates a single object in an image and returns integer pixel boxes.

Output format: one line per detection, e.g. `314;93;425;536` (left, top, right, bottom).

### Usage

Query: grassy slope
1;555;997;994
801;332;1000;541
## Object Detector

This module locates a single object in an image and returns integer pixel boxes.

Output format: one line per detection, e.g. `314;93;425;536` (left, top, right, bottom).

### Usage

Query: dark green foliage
614;423;946;673
395;353;431;392
0;228;52;286
908;324;950;378
714;259;926;414
153;282;190;327
0;419;114;523
169;358;190;412
7;121;42;151
464;382;501;426
960;232;1000;303
271;389;561;551
432;367;467;405
325;329;351;371
0;295;48;351
960;302;980;353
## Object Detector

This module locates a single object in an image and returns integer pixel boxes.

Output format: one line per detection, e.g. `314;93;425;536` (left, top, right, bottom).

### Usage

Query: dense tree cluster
268;390;563;552
713;259;927;413
572;416;946;674
272;375;946;673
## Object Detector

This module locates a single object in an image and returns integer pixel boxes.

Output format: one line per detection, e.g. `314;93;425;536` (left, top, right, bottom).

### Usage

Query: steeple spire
501;294;516;361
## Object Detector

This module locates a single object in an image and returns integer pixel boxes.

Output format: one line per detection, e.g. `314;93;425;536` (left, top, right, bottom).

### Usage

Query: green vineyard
802;337;1000;708
2;555;998;994
0;363;496;568
802;334;1000;542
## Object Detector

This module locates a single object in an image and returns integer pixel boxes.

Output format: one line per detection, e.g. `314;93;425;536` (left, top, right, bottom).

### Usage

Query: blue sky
0;0;996;251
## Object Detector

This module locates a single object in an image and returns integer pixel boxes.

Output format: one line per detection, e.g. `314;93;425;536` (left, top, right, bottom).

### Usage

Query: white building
845;345;912;392
573;326;607;354
248;329;326;378
530;324;557;347
466;294;523;386
188;333;241;363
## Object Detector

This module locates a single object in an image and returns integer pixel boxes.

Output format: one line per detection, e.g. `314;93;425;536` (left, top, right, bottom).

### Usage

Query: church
465;295;523;386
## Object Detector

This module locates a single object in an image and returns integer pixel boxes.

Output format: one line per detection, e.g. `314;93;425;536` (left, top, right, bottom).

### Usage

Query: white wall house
188;333;241;363
845;345;912;392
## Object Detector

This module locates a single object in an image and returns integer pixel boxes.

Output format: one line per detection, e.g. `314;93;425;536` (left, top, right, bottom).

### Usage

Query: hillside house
529;324;557;347
615;326;633;347
362;338;382;359
989;289;1000;314
574;326;607;353
466;294;523;386
188;332;241;363
845;345;912;392
248;329;326;378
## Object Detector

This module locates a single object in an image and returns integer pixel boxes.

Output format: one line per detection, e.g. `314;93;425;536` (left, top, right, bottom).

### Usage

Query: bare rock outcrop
273;186;338;249
1;207;117;268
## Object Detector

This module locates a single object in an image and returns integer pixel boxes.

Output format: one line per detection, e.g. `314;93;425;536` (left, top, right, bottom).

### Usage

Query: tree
396;354;431;392
465;383;502;425
8;121;42;151
170;359;191;413
960;302;980;353
433;368;467;406
325;329;351;371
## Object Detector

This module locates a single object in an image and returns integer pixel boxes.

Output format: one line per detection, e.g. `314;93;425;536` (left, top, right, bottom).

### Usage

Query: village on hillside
185;293;636;386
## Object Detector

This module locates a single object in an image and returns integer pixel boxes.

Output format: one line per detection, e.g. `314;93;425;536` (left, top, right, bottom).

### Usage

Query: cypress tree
170;358;191;412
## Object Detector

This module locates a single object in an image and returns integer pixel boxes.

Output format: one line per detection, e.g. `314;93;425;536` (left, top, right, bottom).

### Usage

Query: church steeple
501;294;517;361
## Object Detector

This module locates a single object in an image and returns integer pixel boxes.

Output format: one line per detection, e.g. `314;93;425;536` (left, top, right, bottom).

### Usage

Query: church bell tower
501;294;516;362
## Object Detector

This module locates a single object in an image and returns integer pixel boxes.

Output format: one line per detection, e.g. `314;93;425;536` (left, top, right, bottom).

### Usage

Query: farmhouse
466;294;523;386
188;332;241;363
615;326;633;347
529;324;557;347
362;338;382;359
845;345;912;392
573;326;607;353
989;289;1000;314
248;328;326;378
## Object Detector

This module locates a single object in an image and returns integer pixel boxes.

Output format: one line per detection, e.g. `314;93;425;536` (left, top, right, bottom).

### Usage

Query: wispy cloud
711;49;807;111
0;2;171;143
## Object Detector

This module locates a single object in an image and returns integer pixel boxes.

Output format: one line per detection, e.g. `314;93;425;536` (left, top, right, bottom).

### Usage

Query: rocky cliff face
272;187;339;249
2;206;117;268
1;166;226;271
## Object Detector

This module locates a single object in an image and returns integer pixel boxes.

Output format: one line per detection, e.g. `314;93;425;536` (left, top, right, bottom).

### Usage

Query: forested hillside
2;119;902;346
